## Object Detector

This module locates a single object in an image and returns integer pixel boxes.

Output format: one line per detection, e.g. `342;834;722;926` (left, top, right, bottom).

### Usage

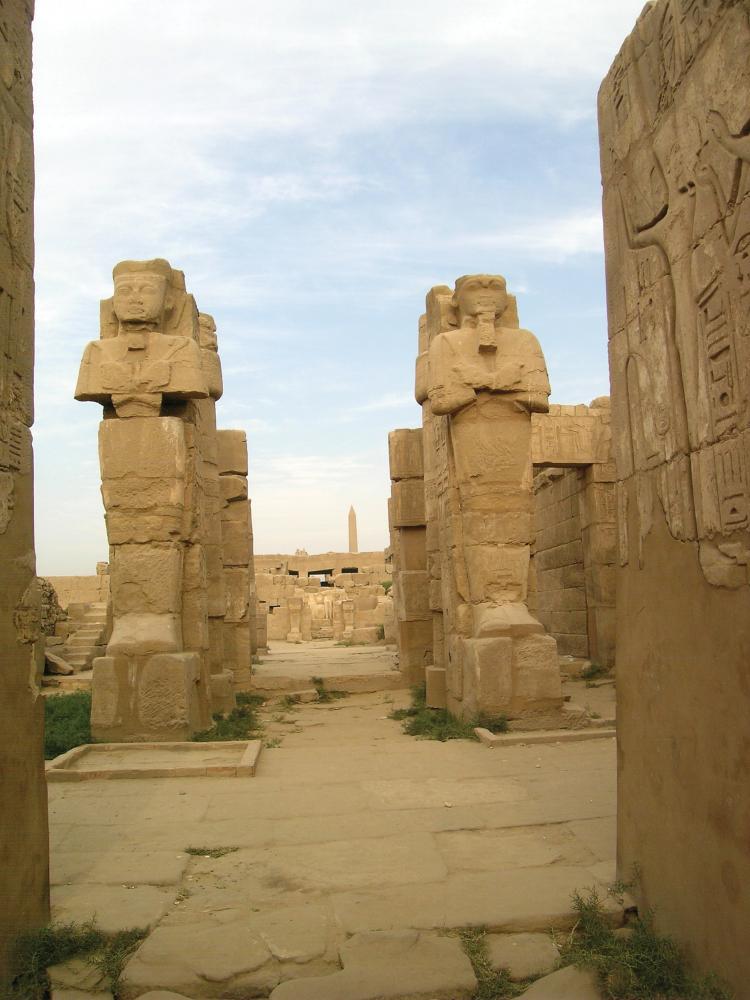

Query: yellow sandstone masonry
415;275;563;719
76;261;258;738
599;0;750;990
0;0;50;983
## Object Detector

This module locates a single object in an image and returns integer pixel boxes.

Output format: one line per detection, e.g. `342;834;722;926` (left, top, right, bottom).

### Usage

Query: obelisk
348;506;358;554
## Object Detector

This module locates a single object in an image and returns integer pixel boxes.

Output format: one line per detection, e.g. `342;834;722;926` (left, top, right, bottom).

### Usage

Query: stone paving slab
332;865;619;935
51;851;189;886
51;884;176;933
269;930;477;1000
47;690;617;998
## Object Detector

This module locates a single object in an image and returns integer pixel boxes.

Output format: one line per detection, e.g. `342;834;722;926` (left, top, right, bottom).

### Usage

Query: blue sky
31;0;643;574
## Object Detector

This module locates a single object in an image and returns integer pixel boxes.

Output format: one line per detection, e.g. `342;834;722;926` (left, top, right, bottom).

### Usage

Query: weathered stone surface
51;885;174;934
121;921;272;994
516;964;601;999
0;0;50;982
485;932;560;980
269;930;477;1000
600;2;750;992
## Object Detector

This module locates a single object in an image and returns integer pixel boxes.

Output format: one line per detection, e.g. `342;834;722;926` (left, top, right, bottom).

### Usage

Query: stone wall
0;0;50;982
255;550;390;579
529;469;588;658
600;0;750;989
45;572;109;609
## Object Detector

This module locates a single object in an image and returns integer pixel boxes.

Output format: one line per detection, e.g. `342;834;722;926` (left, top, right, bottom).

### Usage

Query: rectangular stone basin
46;739;262;781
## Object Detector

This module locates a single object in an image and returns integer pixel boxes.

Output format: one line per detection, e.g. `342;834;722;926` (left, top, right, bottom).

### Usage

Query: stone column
217;430;253;690
600;3;750;989
388;428;431;685
76;259;213;741
197;313;229;705
0;0;50;982
418;275;562;720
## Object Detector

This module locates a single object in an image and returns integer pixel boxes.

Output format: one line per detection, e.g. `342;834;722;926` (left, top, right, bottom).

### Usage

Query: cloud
30;0;644;570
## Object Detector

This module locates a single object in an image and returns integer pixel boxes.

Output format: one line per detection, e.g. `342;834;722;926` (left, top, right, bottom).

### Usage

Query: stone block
397;526;427;571
217;430;248;476
219;474;247;503
511;634;561;711
462;636;513;715
396;570;429;620
425;665;447;708
224;567;250;623
485;932;560;981
391;480;426;528
388;428;424;481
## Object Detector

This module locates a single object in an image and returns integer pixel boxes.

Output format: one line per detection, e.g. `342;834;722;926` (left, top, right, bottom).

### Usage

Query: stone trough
45;739;263;781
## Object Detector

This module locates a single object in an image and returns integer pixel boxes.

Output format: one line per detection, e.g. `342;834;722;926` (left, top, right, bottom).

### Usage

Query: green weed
4;921;146;1000
184;846;238;858
561;888;732;999
44;691;92;759
192;700;261;742
581;662;610;682
381;579;393;593
390;684;508;742
91;927;148;993
280;694;301;709
459;927;528;999
311;676;349;702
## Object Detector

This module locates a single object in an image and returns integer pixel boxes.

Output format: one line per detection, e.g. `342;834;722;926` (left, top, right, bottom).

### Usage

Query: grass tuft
390;684;508;742
44;691;92;759
91;927;148;993
581;662;610;682
459;927;528;999
311;676;349;703
561;888;733;999
184;845;238;858
4;921;147;1000
192;699;261;742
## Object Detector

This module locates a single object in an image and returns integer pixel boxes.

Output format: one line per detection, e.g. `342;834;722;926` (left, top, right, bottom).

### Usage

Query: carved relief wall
0;0;50;983
600;0;750;989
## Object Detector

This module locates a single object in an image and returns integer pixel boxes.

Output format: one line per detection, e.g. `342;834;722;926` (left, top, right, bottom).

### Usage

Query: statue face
113;273;168;323
455;276;507;318
199;315;218;351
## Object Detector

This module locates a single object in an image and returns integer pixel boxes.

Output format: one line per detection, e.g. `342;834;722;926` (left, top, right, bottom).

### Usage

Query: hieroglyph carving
600;0;750;587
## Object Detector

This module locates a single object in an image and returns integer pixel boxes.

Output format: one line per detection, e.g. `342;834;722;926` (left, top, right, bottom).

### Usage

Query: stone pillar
217;430;253;690
600;3;750;990
0;0;50;982
417;276;562;720
76;259;213;741
348;505;358;553
197;313;229;705
388;428;431;685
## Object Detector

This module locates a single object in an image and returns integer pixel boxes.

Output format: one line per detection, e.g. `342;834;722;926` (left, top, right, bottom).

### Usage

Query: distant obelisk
348;506;358;554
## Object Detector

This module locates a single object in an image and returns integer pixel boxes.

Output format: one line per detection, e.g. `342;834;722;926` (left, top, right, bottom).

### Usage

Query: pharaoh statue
425;274;561;716
75;259;213;740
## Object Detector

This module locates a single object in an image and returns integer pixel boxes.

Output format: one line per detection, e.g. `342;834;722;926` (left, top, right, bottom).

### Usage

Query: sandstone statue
418;275;562;718
76;259;214;740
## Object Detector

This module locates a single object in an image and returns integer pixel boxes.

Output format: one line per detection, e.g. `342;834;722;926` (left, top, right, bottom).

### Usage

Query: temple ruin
2;0;750;994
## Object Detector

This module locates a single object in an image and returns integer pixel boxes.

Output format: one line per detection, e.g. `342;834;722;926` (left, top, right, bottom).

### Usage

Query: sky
31;0;644;574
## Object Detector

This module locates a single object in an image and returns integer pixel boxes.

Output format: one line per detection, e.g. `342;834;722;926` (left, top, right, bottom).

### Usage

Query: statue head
199;312;218;352
112;259;172;326
453;274;508;322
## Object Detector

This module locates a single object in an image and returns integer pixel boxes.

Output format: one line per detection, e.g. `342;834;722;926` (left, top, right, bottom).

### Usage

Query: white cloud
31;0;641;569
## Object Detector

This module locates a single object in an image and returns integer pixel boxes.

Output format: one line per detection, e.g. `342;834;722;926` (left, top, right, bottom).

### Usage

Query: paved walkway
47;655;617;999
